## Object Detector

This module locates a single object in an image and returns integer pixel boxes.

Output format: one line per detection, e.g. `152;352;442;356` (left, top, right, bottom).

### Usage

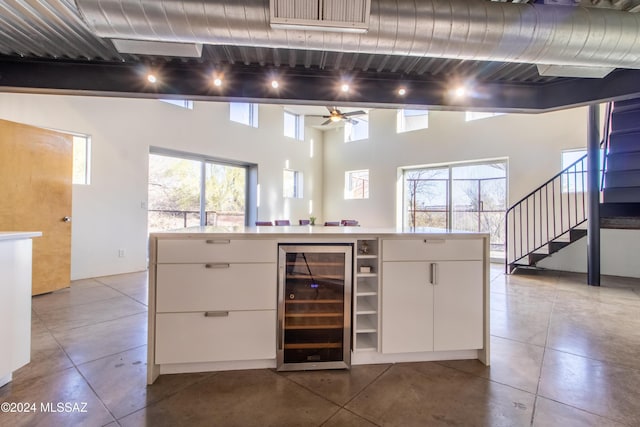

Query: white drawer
156;239;276;263
382;238;483;261
155;310;276;364
156;263;277;312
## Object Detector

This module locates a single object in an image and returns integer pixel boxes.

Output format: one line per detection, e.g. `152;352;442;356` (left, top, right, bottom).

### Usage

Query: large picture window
403;160;507;257
148;150;251;232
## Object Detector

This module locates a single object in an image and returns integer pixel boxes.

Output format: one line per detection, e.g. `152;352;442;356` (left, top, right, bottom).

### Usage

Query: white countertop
0;231;42;241
150;226;488;239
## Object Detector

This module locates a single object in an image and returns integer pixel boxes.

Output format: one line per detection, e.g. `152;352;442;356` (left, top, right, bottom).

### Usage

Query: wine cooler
277;244;353;371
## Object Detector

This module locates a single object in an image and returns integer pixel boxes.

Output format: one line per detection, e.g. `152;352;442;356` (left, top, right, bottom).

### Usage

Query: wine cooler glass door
277;244;352;371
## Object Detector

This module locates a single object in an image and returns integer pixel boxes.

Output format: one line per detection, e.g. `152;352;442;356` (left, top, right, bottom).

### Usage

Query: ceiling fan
310;107;367;126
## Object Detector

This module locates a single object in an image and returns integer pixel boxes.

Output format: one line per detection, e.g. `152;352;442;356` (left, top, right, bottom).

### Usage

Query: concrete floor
1;265;640;426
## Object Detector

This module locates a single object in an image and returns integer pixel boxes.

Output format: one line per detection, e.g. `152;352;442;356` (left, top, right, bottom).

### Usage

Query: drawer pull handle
205;263;230;269
205;239;231;244
204;311;229;317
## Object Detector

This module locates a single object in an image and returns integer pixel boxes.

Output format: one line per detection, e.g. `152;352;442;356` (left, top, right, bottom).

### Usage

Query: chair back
341;219;359;226
299;219;310;225
274;220;291;226
255;221;273;226
324;221;340;226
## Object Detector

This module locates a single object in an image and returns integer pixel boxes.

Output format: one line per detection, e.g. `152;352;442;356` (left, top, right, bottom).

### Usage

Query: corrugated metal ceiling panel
0;0;560;84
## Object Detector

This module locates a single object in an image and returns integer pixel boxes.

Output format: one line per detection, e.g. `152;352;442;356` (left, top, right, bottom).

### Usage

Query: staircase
506;99;640;273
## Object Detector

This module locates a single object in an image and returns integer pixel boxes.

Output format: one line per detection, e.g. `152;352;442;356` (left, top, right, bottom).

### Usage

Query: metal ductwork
75;0;640;70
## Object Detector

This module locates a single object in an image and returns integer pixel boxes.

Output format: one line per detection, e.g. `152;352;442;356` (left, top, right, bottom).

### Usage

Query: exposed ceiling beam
1;58;638;112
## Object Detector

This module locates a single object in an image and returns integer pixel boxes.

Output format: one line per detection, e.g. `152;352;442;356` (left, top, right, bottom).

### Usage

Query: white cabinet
381;261;433;353
0;233;40;388
381;238;484;354
149;237;277;381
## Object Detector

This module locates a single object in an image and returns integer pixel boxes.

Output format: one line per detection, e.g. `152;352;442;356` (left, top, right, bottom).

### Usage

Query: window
72;135;91;185
345;170;369;199
230;102;258;127
159;99;193;109
465;111;504;122
148;150;250;232
403;161;507;257
397;109;429;133
283;169;303;198
344;116;369;142
284;111;304;140
561;149;603;193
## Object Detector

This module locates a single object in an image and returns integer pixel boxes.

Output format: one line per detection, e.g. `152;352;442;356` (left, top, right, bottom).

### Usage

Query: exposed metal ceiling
1;0;640;111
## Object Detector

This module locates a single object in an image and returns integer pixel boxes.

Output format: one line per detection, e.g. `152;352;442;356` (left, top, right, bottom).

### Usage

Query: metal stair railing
505;155;588;272
505;102;613;273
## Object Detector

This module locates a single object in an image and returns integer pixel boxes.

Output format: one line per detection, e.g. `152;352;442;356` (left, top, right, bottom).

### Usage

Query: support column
587;104;601;286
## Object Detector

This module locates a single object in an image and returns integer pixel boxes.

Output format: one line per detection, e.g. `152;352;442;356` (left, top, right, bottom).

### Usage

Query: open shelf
353;239;380;353
355;315;377;333
355;297;377;315
354;333;378;351
356;281;378;295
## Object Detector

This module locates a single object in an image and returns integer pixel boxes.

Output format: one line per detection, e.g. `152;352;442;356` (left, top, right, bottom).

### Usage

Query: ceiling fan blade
321;119;333;126
344;117;358;124
326;106;338;114
343;110;366;117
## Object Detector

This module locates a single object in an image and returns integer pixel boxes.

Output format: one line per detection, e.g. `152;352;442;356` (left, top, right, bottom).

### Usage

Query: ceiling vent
112;40;203;57
270;0;370;33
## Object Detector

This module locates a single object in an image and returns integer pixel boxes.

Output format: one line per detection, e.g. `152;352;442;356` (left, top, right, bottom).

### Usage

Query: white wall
323;108;589;226
1;93;638;279
322;107;640;278
0;94;322;279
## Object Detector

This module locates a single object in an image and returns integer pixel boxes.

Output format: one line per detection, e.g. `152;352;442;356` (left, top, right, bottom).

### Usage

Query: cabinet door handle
429;263;438;285
205;239;230;244
204;311;229;317
205;263;230;269
424;239;445;244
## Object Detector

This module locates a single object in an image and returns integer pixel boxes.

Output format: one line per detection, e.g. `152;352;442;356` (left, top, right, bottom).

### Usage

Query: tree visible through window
148;152;247;231
404;161;507;257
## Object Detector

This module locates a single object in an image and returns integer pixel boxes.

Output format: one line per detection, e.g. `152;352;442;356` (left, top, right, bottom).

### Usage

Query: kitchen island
147;226;490;384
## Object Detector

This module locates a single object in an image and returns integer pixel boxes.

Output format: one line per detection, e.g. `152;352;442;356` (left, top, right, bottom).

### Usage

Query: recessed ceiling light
398;87;407;96
341;84;350;92
455;86;467;97
213;77;222;87
147;74;157;84
271;80;279;89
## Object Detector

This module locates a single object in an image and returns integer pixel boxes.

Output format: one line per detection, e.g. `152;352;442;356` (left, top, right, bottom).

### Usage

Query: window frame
284;110;304;141
344;116;369;143
72;134;91;185
344;169;370;199
396;109;429;133
229;102;259;128
283;169;304;199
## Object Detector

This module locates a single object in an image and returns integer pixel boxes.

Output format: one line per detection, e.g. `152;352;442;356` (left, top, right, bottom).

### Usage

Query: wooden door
0;119;72;295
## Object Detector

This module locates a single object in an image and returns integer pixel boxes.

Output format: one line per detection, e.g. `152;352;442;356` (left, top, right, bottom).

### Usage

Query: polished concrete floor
2;265;640;426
